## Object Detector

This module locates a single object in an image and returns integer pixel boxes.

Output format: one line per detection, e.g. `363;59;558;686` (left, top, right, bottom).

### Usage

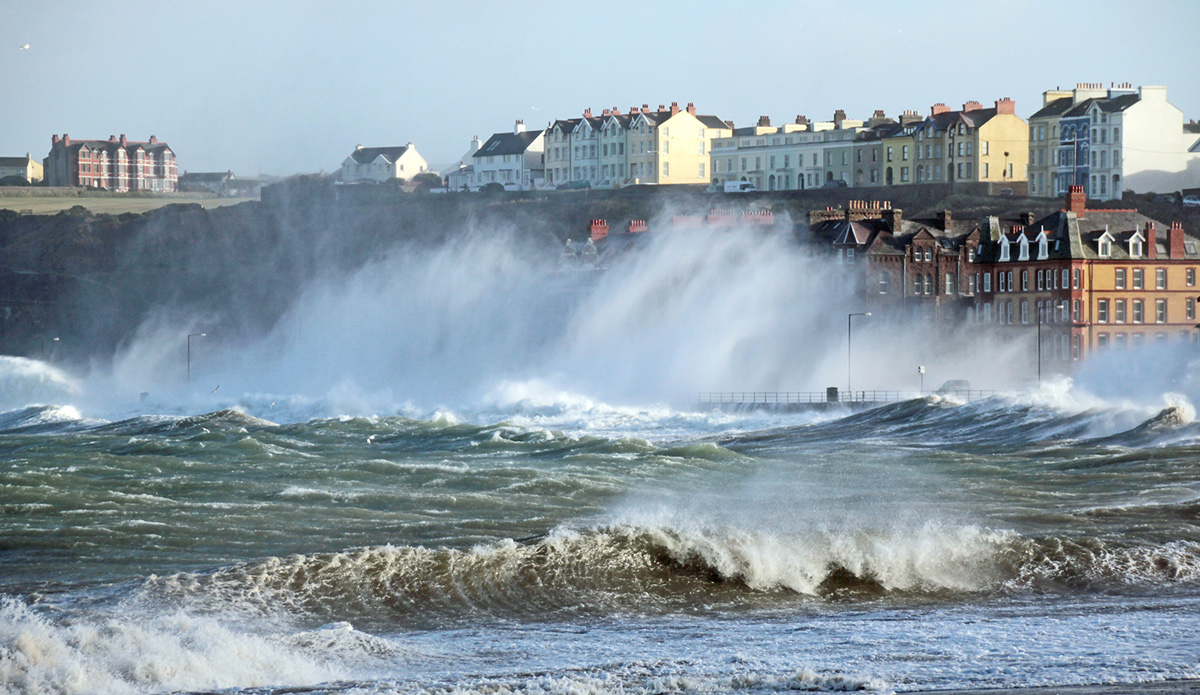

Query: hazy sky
3;0;1198;177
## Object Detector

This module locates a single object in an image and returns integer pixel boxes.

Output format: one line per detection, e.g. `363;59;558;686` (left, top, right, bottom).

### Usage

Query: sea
3;224;1200;694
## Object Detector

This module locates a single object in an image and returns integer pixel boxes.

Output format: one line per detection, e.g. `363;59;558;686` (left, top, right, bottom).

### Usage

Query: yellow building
626;102;731;185
915;99;1028;190
0;154;43;183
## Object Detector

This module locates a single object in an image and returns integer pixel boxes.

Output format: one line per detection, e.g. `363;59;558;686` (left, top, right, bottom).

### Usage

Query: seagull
19;43;30;50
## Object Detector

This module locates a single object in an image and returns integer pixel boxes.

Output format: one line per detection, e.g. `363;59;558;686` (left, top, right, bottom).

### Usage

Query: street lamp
847;312;871;399
39;336;59;361
918;365;925;393
187;333;206;382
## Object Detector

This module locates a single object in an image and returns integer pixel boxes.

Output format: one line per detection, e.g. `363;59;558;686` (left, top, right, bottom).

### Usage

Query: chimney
757;115;771;127
963;101;983;112
686;102;696;115
629;219;648;233
63;134;70;147
900;110;921;125
995;98;1016;115
1146;222;1157;260
52;134;60;145
1023;212;1035;226
109;135;117;142
670;102;679;115
1067;185;1086;215
885;207;903;232
583;108;592;118
1169;221;1186;258
590;219;609;241
874;109;886;119
642;104;649;112
356;144;363;150
119;134;127;146
612;107;621;115
931;103;950;116
795;115;808;126
657;104;666;112
940;210;952;230
470;135;482;152
602;108;611;117
515;120;525;134
149;135;157;144
833;109;846;127
724;120;734;129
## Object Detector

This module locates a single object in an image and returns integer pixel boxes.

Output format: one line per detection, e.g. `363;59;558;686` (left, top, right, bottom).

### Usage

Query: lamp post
39;336;59;361
187;333;206;382
847;312;871;399
918;365;925;393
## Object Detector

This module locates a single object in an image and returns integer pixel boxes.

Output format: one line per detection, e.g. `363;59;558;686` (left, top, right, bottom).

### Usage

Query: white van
724;181;757;193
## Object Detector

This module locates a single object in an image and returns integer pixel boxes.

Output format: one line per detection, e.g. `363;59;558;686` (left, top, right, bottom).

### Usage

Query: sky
2;0;1198;177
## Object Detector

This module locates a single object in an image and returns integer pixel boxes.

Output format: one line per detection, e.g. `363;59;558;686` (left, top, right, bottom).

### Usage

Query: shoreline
900;680;1200;695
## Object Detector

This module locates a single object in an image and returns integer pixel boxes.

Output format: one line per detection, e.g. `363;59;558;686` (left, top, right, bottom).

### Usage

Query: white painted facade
339;143;428;184
471;121;545;191
1086;86;1200;201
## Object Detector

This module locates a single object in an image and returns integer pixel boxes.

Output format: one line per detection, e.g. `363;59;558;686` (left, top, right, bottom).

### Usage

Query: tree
412;172;443;190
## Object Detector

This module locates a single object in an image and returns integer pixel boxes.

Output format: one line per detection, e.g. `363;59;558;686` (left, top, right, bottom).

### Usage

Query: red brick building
44;133;177;192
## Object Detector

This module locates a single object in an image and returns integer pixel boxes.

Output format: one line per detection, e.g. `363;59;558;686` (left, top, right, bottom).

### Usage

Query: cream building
0;154;43;183
626;102;731;185
339;143;428;184
914;99;1027;189
472;120;544;191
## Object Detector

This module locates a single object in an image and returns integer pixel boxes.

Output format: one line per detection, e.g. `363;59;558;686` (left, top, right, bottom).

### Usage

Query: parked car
822;179;848;188
723;181;757;193
936;379;972;393
1153;194;1178;204
556;180;591;190
1184;195;1200;208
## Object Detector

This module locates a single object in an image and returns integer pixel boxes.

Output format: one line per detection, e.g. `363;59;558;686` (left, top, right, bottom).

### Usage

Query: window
924;248;932;262
983;273;992;292
662;162;669;176
1130;238;1142;258
1116;299;1127;323
1156;268;1167;290
982;162;989;178
1133;299;1144;323
887;147;893;162
914;276;923;295
1037;269;1045;290
1156;299;1167;323
924;274;933;294
1133;268;1144;290
1021;299;1029;324
879;274;890;294
1021;270;1029;291
1098;333;1110;351
1115;268;1126;289
969;273;977;294
1098;300;1109;323
1073;299;1081;322
1188;297;1196;320
1189;268;1196;287
946;273;956;294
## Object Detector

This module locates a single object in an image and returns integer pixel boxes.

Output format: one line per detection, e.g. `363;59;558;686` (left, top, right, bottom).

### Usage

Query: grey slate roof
349;146;411;165
474;130;542;158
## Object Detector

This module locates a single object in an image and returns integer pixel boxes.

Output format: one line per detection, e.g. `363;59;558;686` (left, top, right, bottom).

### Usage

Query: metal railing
696;390;999;405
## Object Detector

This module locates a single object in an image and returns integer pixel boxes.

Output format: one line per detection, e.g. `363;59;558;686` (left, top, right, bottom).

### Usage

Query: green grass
0;194;257;216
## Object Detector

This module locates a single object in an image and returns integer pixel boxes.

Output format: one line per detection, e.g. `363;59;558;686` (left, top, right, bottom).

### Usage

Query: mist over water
7;209;1200;694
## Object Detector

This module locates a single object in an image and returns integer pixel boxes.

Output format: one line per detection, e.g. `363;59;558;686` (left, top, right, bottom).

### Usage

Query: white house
445;136;482;191
339;142;428;183
472;121;544;191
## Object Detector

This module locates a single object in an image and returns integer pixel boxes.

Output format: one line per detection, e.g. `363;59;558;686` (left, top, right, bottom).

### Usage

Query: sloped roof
1030;97;1074;120
349;145;412;165
474;130;542;157
0;156;35;167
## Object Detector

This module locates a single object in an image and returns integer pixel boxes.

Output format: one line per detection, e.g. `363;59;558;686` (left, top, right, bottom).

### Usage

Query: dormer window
1129;237;1142;258
1018;236;1030;261
1098;237;1111;258
1037;235;1049;260
999;237;1011;262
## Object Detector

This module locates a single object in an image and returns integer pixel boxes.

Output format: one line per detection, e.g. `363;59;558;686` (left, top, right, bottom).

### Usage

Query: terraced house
1027;83;1200;200
913;99;1027;191
44;133;176;192
973;186;1200;362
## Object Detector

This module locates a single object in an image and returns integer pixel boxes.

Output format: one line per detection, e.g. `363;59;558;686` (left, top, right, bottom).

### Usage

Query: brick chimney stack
1169;221;1186;258
757;115;771;127
1067;185;1086;215
602;108;611;117
642;104;649;112
149;135;158;144
589;219;609;241
1146;222;1158;259
583;108;592;118
686;102;696;115
931;103;950;115
834;109;846;127
995;98;1016;114
657;104;666;112
963;100;983;112
612;107;621;115
52;134;60;146
795;115;808;126
940;210;952;230
119;134;127;146
670;101;679;115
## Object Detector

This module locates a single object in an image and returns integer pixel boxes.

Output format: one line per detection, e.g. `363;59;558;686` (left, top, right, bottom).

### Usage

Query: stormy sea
3;221;1200;694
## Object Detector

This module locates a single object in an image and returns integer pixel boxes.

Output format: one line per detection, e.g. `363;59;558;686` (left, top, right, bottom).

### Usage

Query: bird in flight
19;43;30;50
